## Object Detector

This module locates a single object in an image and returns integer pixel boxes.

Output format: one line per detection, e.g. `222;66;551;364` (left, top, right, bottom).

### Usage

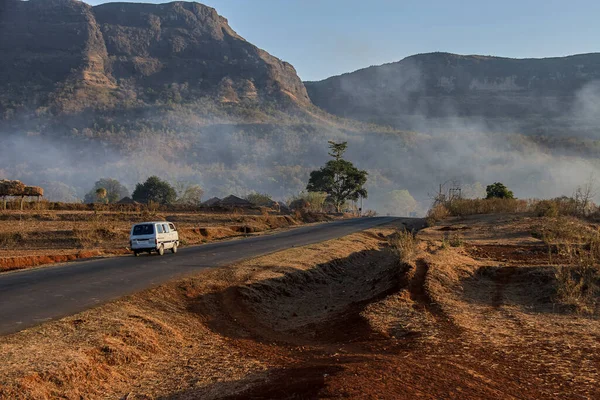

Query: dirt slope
1;215;598;399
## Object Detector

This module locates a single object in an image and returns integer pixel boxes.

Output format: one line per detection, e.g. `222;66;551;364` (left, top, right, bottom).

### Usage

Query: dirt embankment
1;214;599;399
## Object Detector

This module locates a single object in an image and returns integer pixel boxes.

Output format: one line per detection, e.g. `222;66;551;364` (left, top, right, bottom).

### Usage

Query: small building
116;196;140;205
220;195;253;208
201;197;222;207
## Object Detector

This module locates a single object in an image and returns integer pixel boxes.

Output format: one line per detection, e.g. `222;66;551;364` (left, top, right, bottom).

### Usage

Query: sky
85;0;600;81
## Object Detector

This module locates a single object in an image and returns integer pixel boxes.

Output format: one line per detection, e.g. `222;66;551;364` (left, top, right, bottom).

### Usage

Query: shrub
245;192;273;207
555;256;600;315
533;200;559;217
426;203;449;225
445;198;528;217
388;229;417;264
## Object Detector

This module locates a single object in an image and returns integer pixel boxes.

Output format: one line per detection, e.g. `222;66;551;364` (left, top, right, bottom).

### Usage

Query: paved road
0;217;410;336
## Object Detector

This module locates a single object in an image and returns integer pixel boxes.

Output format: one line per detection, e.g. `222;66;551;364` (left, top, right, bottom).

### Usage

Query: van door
156;223;166;249
161;223;173;249
168;223;179;244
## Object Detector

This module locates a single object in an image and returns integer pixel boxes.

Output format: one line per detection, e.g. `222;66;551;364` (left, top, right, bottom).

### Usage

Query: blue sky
85;0;600;81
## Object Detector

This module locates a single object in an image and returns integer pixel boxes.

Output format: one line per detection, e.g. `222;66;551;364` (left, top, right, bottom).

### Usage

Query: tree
177;184;204;206
132;176;177;205
95;187;107;204
43;181;80;203
382;190;418;216
84;178;129;203
307;141;368;212
486;182;514;199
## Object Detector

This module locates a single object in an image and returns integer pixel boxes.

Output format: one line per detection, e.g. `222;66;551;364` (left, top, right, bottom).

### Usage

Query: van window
162;224;169;233
132;224;154;236
169;223;176;231
156;224;163;234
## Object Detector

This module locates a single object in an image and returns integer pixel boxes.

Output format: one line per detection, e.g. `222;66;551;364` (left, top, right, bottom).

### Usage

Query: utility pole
360;196;363;217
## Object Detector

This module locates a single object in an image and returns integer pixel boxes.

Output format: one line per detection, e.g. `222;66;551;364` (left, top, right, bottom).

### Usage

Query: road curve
0;217;410;336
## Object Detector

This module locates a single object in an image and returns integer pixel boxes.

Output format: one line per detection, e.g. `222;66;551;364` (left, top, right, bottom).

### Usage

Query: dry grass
388;229;417;264
0;209;330;272
532;217;600;313
1;214;598;398
446;198;529;217
412;216;600;398
0;225;397;399
426;203;449;226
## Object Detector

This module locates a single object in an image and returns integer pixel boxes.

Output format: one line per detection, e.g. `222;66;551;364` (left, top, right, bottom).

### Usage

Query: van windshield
132;224;154;236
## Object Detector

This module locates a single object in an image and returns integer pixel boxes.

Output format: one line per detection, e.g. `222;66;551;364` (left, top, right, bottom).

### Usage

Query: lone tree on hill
486;182;514;199
307;141;368;212
132;176;177;205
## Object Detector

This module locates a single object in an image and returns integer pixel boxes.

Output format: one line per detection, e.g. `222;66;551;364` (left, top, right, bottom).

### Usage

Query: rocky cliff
305;52;600;133
0;0;309;117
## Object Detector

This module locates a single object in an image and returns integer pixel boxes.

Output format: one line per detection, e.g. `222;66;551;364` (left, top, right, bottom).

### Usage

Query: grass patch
0;232;27;247
532;217;600;314
388;229;417;264
555;257;600;315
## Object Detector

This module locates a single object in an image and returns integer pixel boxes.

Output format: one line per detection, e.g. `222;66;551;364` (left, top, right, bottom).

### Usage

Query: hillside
1;2;600;212
0;0;309;118
305;52;600;135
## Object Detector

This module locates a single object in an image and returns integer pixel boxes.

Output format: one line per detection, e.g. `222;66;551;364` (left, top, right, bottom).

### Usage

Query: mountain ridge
304;51;600;134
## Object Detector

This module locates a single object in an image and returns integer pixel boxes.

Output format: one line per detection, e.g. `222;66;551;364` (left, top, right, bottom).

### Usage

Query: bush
441;198;528;217
555;256;600;315
426;203;450;225
533;200;560;217
288;191;328;213
245;192;273;207
388;229;417;264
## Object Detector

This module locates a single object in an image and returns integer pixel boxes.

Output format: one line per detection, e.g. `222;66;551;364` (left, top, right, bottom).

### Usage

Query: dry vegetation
1;213;599;399
0;205;333;272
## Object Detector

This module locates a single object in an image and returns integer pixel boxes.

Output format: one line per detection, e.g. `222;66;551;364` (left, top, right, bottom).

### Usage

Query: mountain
305;52;600;135
1;1;599;212
0;0;309;118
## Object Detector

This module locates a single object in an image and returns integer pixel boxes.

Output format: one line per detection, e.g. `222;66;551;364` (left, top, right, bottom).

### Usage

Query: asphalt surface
0;217;407;336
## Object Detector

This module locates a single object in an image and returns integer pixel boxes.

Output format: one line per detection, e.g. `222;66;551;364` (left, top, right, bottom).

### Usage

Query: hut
0;180;26;196
0;181;44;210
23;186;44;197
116;196;140;205
201;197;222;207
220;195;253;208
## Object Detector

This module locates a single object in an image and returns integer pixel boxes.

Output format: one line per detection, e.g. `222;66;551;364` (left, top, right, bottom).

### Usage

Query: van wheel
157;245;164;256
134;251;140;257
171;243;178;254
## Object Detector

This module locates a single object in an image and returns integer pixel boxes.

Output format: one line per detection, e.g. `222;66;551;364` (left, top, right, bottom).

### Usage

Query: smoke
2;74;600;213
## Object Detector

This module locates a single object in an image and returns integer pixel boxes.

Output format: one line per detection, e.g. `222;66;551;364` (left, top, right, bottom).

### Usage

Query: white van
129;221;179;256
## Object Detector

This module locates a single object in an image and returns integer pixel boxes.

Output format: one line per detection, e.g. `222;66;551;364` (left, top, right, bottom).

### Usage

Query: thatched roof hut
0;180;26;196
220;195;253;207
23;186;44;197
202;197;222;207
116;196;140;205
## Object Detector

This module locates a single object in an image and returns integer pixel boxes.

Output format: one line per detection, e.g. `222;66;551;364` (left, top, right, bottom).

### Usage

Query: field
0;206;330;272
1;212;599;398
